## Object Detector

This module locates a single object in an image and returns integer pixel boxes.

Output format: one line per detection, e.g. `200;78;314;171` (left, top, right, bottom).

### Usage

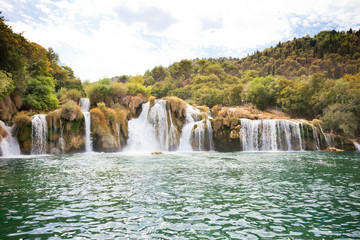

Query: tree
151;66;168;82
23;76;58;110
228;84;244;106
321;104;358;137
0;70;14;99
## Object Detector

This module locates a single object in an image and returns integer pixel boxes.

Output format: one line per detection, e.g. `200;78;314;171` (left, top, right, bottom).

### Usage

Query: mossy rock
16;125;32;142
70;119;82;132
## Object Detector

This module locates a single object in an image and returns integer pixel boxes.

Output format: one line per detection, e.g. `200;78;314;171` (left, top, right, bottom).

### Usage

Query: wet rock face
212;117;241;152
90;107;128;152
120;94;147;118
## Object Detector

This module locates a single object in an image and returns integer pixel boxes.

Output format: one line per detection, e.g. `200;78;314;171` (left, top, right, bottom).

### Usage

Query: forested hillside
0;14;84;121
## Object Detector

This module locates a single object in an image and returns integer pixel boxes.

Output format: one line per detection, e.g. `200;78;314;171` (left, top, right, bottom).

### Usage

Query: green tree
23;76;58;110
0;70;14;98
321;104;358;137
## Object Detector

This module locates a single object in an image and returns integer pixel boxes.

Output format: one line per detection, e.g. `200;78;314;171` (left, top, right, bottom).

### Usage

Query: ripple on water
0;152;359;239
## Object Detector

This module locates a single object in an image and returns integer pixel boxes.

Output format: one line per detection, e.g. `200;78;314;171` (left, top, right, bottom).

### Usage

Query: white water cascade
31;114;48;155
318;124;333;147
239;119;303;151
80;98;93;152
0;120;21;157
126;100;178;152
178;104;214;151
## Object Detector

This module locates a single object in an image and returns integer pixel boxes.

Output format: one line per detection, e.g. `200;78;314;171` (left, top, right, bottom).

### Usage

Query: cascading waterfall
148;100;178;150
80;98;93;152
178;104;214;151
0;120;21;157
126;100;178;152
31;114;48;155
239;119;303;151
126;102;159;151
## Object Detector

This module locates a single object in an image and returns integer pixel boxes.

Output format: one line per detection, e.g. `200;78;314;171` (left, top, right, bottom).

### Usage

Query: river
0;151;359;239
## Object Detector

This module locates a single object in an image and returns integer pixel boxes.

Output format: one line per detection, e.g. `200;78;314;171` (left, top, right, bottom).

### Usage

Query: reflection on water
0;152;359;239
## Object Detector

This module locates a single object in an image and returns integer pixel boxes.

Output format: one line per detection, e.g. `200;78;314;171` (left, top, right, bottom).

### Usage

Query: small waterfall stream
80;98;93;152
178;104;214;151
0;120;21;157
31;114;48;155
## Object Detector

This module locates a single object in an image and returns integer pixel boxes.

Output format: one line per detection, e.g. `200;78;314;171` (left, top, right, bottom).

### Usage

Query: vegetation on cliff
0;13;84;120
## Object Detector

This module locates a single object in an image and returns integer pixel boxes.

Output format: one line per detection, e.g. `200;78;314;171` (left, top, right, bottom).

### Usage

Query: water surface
0;152;359;239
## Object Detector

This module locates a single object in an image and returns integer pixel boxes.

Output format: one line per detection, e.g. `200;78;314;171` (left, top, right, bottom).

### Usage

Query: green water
0;152;359;239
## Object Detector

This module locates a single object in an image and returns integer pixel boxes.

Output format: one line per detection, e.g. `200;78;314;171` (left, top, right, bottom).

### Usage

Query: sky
1;0;360;82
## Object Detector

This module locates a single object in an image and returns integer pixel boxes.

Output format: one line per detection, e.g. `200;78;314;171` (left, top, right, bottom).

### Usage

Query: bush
60;100;83;121
12;112;32;128
65;89;82;102
111;82;128;99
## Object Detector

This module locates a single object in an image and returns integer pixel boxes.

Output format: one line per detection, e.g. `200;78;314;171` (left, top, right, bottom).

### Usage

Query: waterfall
311;125;321;150
116;123;121;151
0;121;21;157
126;100;179;152
318;124;333;147
80;98;93;152
126;102;161;151
239;119;303;151
354;142;360;151
179;104;214;151
31;114;48;155
59;119;65;154
148;100;178;150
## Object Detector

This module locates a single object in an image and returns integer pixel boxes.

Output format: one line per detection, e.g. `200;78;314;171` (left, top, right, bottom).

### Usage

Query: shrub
97;102;106;112
65;89;82;102
111;82;128;99
12;112;32;128
60;100;83;121
112;103;126;111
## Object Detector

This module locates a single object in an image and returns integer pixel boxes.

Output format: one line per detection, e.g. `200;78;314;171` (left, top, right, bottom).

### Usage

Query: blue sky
1;0;359;81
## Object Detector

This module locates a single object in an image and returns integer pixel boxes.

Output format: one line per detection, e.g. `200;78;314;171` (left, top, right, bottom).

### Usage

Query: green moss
224;127;231;135
70;119;82;132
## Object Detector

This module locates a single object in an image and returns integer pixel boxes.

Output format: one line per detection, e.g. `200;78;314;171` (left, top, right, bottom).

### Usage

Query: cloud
1;0;360;81
202;18;223;31
115;7;176;32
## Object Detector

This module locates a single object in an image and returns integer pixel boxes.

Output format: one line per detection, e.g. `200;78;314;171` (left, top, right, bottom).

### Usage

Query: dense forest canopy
1;13;360;139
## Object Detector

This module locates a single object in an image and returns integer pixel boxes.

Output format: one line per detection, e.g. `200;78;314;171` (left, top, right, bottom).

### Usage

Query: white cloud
0;0;13;11
3;0;360;81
